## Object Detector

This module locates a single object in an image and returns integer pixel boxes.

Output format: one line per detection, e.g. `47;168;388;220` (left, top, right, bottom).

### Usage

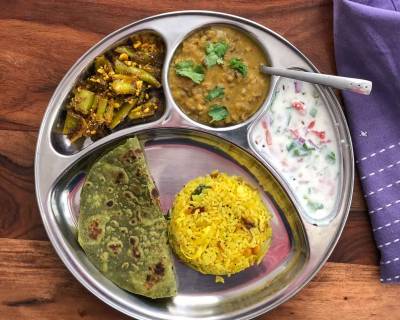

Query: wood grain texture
0;239;395;320
0;130;47;240
0;19;100;131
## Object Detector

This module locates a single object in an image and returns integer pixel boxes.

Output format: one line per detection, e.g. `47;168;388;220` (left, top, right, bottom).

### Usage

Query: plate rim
34;10;354;320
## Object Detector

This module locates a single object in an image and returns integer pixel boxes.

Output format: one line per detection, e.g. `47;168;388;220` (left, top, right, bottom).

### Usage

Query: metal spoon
260;66;372;95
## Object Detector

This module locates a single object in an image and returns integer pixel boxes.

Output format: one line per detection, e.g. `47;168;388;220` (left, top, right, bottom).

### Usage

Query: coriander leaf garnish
326;151;336;164
206;86;225;101
286;141;296;152
287;141;315;157
309;107;318;117
302;143;315;152
304;195;324;211
191;184;211;197
208;105;229;123
229;58;248;76
204;42;229;68
175;60;205;84
307;199;324;211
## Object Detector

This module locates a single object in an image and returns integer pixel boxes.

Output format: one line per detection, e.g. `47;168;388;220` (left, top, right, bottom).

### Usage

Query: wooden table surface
1;1;399;319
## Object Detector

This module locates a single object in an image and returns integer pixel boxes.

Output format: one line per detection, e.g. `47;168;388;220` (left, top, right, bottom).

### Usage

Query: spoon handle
261;66;372;95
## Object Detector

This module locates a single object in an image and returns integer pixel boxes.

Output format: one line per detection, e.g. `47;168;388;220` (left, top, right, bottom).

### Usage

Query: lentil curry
169;25;270;127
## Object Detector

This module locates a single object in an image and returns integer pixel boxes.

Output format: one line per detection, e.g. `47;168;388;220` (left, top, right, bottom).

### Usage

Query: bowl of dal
168;24;271;128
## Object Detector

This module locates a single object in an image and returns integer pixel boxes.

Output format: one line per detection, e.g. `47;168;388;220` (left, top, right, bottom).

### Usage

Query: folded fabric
334;0;400;282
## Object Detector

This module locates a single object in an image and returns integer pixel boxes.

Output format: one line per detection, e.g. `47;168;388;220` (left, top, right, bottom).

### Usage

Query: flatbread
78;137;177;299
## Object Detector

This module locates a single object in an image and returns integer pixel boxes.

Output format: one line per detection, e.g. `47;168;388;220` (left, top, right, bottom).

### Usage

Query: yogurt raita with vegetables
251;78;340;220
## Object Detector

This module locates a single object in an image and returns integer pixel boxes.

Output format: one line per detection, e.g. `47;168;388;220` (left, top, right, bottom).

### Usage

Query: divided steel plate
35;11;354;320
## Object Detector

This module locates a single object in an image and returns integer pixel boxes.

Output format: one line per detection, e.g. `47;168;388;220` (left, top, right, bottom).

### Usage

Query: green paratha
78;137;177;299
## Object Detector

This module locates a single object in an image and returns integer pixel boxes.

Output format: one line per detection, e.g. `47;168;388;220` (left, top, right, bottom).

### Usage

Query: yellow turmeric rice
169;171;272;275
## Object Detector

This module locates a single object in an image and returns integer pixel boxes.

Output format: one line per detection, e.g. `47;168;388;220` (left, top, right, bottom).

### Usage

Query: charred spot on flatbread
145;261;166;289
151;187;159;198
107;239;123;255
88;219;102;240
102;163;129;185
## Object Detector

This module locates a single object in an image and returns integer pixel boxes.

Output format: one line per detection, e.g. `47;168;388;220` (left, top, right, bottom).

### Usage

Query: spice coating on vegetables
62;32;165;143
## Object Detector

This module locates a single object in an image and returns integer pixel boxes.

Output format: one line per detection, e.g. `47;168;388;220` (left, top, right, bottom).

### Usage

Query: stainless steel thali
35;11;354;320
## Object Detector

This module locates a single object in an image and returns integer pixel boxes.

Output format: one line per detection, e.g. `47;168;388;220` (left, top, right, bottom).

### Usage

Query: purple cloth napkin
334;0;400;282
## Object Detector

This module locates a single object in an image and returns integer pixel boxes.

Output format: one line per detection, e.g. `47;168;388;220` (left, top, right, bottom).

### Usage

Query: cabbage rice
169;171;272;276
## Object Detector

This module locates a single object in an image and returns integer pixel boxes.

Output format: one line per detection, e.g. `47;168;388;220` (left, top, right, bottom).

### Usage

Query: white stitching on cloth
369;199;400;214
380;256;400;265
356;142;400;163
373;219;400;232
360;160;400;180
378;239;400;249
364;180;400;198
381;275;400;282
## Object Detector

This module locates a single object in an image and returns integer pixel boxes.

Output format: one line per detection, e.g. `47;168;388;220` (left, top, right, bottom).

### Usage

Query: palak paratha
78;137;177;299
